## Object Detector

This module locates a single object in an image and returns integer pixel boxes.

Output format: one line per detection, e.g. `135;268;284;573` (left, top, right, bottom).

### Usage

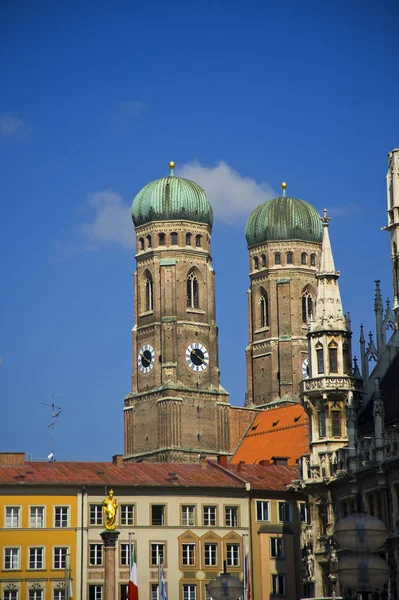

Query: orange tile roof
231;403;309;466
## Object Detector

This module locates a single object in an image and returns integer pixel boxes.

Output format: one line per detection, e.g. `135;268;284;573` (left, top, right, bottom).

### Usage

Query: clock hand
192;350;204;363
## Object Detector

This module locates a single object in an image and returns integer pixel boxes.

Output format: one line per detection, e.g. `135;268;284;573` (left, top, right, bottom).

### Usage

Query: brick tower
124;162;230;463
245;183;323;406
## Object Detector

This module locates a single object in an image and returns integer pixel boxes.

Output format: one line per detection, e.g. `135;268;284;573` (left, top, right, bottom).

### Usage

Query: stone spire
386;148;399;324
360;324;368;382
310;209;348;333
374;280;385;354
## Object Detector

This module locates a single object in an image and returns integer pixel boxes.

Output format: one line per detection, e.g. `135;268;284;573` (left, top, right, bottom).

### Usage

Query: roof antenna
41;393;62;461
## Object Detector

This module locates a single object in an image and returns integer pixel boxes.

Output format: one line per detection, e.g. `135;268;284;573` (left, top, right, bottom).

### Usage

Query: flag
159;565;167;600
244;549;251;600
64;553;73;600
128;544;138;600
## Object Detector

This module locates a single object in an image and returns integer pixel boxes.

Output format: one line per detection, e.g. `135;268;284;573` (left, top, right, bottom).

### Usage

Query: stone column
100;530;120;600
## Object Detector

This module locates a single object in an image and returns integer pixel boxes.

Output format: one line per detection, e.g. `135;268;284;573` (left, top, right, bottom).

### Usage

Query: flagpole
242;534;247;600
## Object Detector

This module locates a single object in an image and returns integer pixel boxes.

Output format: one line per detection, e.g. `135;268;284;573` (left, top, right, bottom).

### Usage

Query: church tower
244;183;323;406
123;163;230;463
386;148;399;325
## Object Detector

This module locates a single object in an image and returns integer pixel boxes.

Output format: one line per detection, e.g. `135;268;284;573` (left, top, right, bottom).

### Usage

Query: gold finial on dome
280;181;287;197
169;161;176;175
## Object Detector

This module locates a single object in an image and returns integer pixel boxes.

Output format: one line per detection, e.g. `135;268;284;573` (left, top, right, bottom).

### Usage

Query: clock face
186;343;209;372
138;344;155;374
302;358;310;379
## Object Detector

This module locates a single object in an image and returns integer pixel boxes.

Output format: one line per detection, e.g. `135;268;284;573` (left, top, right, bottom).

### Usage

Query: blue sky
1;0;397;461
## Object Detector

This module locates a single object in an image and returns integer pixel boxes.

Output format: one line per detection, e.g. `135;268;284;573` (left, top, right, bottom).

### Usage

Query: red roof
231;404;308;466
0;459;296;492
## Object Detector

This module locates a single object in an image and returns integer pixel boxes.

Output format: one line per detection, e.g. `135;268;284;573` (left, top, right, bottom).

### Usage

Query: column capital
100;530;120;548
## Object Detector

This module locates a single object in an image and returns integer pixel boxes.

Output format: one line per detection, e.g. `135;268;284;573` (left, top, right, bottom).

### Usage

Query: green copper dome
245;194;323;246
132;166;213;229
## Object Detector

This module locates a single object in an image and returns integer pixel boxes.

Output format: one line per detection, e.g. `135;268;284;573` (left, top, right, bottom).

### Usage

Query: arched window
343;342;351;375
254;256;259;270
139;237;144;250
187;271;199;309
260;290;269;328
301;252;307;265
159;233;165;246
316;342;324;374
286;252;293;265
186;233;192;245
274;253;281;265
328;341;338;373
261;254;267;267
310;253;316;266
196;235;202;247
302;290;313;322
171;232;178;245
146;235;152;248
145;273;153;311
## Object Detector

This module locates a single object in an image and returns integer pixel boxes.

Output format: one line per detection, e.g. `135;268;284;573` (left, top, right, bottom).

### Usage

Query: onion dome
245;183;323;246
132;162;213;229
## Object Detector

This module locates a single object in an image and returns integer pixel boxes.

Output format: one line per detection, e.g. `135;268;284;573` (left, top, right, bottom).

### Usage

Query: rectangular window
151;505;165;526
278;502;292;523
204;543;218;566
225;506;238;527
30;506;44;528
203;506;216;527
151;584;159;600
29;591;43;600
53;591;65;600
332;412;341;437
120;543;131;567
53;547;68;569
226;543;240;566
319;411;326;438
272;574;286;596
270;538;284;559
29;547;44;569
329;347;338;373
181;505;195;526
317;348;324;374
182;543;196;566
256;501;269;522
151;543;165;566
89;586;102;600
183;584;196;600
89;543;103;566
54;506;68;528
120;504;134;526
90;504;103;525
5;506;20;528
5;547;20;569
4;593;18;600
300;503;310;524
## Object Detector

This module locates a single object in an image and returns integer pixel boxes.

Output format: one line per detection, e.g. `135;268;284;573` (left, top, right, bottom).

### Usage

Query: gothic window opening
343;342;350;374
195;235;202;247
310;253;316;266
261;254;266;267
301;252;307;265
254;256;259;270
146;235;152;248
187;271;199;309
159;233;165;246
329;342;338;373
319;410;326;437
171;232;178;245
139;237;144;250
332;411;341;437
260;290;269;328
145;273;153;311
316;343;324;374
186;233;192;245
274;253;281;265
286;251;293;264
302;290;313;323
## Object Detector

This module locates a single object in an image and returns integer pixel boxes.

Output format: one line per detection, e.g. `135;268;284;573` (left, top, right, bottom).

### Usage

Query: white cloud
177;161;276;224
81;190;134;249
0;113;31;139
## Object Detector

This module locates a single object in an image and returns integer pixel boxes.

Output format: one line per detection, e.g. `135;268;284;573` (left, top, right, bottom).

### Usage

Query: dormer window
171;232;178;245
274;253;281;265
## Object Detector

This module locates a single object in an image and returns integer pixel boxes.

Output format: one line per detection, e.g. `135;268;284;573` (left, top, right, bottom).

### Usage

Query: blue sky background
1;0;398;461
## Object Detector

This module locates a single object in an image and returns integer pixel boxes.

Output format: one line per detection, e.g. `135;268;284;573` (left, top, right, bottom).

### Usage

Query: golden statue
103;488;118;530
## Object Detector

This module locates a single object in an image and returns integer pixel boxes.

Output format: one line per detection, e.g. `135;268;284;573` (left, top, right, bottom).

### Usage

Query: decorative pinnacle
321;207;332;227
280;182;287;197
169;161;175;175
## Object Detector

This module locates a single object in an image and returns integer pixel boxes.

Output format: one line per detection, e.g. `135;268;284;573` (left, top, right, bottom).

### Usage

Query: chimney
112;455;123;466
218;455;228;467
237;461;245;472
259;459;271;466
200;456;207;469
0;453;25;466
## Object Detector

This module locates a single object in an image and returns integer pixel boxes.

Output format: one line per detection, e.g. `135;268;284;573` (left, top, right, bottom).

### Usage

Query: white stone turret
386;148;399;324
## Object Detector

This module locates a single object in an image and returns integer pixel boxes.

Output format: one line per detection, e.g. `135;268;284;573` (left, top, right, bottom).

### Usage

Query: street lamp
334;514;389;596
206;561;244;600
